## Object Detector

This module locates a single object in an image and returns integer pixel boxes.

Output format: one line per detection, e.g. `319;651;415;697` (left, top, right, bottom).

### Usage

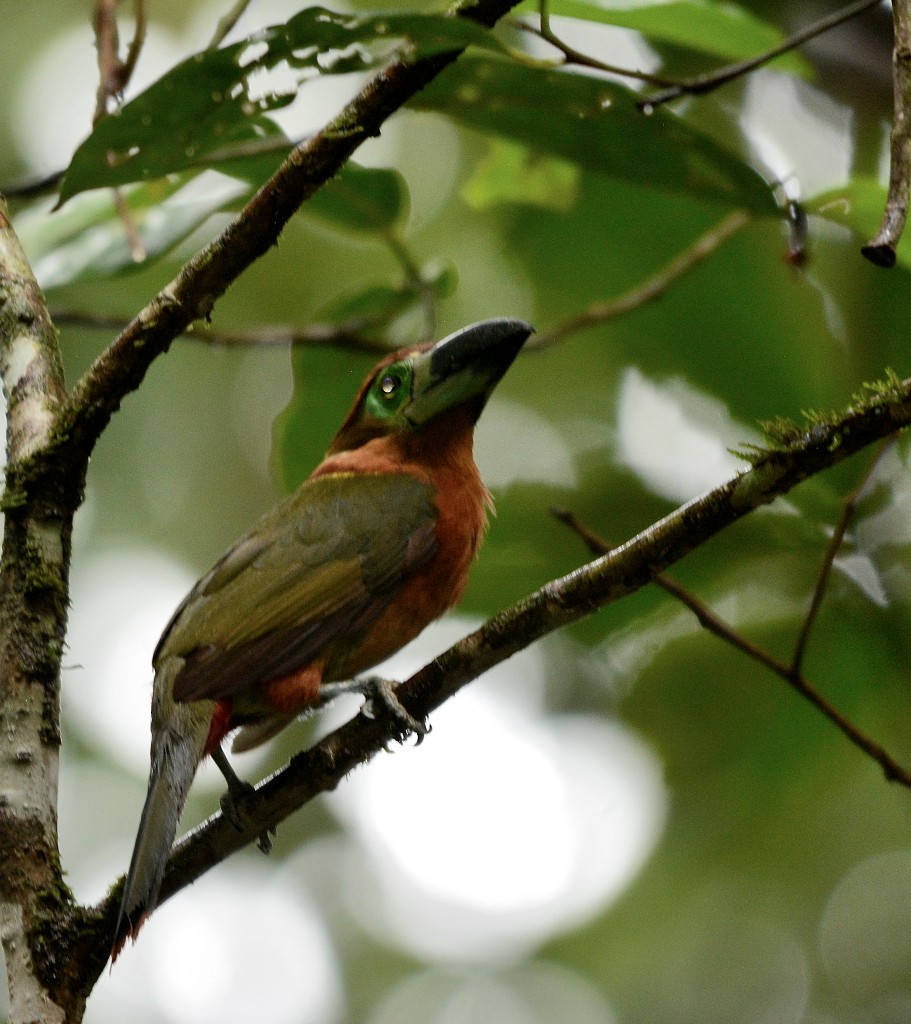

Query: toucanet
112;317;533;958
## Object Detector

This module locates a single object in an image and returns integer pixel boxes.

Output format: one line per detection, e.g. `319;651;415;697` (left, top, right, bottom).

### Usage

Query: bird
111;316;533;959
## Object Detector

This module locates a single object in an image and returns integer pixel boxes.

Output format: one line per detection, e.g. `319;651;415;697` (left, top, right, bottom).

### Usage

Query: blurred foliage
4;0;911;1022
516;0;812;71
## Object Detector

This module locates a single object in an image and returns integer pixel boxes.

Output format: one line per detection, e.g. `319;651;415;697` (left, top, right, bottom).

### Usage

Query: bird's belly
327;556;471;681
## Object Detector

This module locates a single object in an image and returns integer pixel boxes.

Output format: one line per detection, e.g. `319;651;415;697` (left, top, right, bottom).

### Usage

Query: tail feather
112;697;211;961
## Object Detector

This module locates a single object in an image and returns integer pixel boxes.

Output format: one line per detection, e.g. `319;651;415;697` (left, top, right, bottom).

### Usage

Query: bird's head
327;318;533;455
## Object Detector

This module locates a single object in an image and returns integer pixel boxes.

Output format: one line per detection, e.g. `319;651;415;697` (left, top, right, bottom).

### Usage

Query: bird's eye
365;362;411;420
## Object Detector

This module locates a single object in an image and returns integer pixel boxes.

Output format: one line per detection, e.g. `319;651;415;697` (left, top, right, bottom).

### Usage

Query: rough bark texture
0;202;75;1023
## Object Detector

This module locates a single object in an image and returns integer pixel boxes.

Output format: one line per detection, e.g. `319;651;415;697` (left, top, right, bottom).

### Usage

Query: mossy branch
72;367;911;978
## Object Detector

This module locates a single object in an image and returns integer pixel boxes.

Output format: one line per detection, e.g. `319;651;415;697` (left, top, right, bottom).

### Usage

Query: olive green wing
157;472;438;702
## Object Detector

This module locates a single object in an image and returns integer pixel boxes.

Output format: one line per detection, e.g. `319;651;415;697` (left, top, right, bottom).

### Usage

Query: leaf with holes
18;174;249;289
58;8;501;204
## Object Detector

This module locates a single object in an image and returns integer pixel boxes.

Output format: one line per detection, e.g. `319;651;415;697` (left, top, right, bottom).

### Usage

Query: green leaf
58;7;501;203
517;0;811;74
411;55;776;212
462;139;580;212
308;162;409;233
808;179;911;270
319;283;418;326
17;153;405;291
205;117;407;233
16;173;250;289
318;260;454;325
217;158;409;234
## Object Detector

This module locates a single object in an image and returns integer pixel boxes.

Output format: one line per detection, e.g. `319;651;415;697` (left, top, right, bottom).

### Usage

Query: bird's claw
219;786;252;831
318;676;429;741
360;676;429;743
255;827;276;856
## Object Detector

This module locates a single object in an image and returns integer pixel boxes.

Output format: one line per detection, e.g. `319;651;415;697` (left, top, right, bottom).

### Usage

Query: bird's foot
211;745;276;854
319;676;429;743
363;676;429;743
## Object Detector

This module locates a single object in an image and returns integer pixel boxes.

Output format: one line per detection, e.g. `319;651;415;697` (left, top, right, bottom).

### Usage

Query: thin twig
53;193;733;353
510;1;674;86
640;0;883;111
0;169;65;199
112;188;146;264
51;308;394;353
863;0;911;267
92;0;147;121
310;170;440;342
55;209;746;356
209;0;256;49
528;209;749;349
92;0;148;253
92;0;121;123
552;506;911;789
381;230;439;342
791;436;895;673
121;0;147;93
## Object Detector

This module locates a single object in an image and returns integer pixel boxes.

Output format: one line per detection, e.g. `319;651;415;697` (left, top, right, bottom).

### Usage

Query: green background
3;2;910;1022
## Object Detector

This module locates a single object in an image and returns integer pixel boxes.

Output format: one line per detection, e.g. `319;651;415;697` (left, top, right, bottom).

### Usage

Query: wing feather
158;472;438;702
